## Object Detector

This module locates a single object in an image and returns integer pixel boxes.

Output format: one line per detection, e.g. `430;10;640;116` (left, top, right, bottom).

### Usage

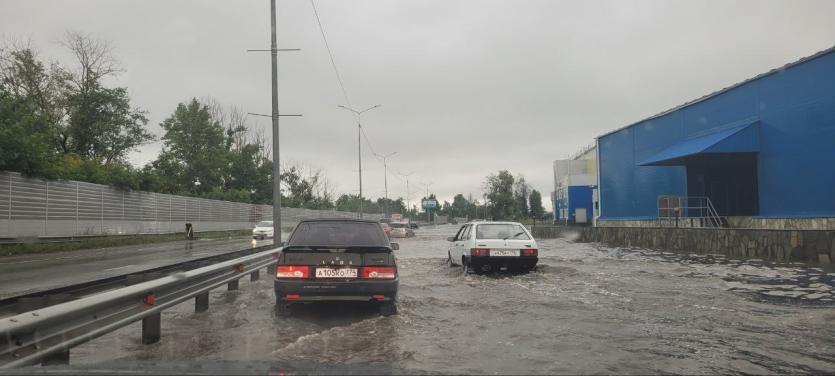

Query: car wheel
379;301;397;316
275;302;292;317
462;257;472;275
447;252;454;267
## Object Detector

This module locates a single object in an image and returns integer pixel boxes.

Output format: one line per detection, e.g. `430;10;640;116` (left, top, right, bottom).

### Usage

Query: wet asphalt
0;236;266;299
62;225;835;374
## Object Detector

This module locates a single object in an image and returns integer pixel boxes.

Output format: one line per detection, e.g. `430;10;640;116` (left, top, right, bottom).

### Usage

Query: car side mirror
447;236;456;242
390;242;400;250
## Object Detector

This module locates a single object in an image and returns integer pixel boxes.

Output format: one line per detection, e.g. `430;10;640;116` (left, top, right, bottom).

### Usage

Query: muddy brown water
68;225;835;374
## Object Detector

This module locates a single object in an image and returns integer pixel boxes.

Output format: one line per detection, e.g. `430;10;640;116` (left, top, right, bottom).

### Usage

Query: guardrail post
195;292;209;312
41;349;70;366
250;270;260;281
227;280;239;291
141;313;161;344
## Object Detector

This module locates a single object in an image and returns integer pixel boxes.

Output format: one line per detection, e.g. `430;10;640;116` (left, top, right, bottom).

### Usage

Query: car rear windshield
475;224;531;240
287;221;389;248
256;221;272;227
390;223;407;228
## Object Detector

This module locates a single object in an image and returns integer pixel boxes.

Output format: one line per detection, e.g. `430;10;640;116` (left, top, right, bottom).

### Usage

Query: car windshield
475;224;530;240
5;1;835;374
287;221;389;247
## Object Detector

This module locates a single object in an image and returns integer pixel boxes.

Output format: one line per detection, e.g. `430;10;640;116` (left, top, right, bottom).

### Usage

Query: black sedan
274;219;400;316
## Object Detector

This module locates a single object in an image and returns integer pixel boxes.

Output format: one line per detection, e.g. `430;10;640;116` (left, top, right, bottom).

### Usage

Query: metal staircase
657;195;726;228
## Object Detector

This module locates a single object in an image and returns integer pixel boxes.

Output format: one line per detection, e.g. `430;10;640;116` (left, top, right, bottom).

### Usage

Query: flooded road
71;225;835;374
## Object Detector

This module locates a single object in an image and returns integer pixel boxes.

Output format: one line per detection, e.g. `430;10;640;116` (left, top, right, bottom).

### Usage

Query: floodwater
69;225;835;374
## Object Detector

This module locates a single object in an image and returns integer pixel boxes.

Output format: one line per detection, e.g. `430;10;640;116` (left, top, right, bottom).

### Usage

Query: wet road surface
0;236;270;299
68;225;835;374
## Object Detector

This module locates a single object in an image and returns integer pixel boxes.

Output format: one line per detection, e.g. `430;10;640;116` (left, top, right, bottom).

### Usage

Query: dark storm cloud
3;0;835;208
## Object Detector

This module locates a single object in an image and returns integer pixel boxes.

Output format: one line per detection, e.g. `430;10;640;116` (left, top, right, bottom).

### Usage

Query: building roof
596;45;835;140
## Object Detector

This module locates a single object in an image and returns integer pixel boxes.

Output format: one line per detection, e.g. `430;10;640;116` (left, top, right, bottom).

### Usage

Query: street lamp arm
359;104;381;114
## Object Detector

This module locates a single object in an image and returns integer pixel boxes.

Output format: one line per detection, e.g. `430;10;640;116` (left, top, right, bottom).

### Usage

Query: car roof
465;221;524;226
297;218;381;224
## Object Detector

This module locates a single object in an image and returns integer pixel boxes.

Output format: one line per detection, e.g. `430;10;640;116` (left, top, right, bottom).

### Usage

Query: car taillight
521;248;538;257
362;267;397;279
276;265;309;278
470;248;490;256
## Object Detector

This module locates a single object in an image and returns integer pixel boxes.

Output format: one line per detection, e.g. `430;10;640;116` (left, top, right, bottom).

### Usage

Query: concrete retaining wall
597;217;835;230
529;225;835;264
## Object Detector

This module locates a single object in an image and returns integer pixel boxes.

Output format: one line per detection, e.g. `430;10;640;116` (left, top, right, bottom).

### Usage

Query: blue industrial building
597;47;835;225
555;185;594;224
553;145;597;225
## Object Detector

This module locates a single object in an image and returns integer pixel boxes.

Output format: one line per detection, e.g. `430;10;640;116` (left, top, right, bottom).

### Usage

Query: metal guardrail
0;247;281;368
0;244;276;317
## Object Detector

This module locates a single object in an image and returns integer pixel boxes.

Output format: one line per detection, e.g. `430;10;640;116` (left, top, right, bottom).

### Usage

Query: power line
310;0;386;186
310;0;352;111
310;0;410;203
360;126;378;156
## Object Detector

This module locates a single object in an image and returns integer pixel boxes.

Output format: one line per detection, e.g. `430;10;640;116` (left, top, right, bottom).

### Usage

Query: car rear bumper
274;278;399;302
467;256;538;270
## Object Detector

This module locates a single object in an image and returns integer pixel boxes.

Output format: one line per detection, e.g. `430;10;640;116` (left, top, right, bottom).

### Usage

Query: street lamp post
423;182;433;223
337;104;380;219
375;152;397;219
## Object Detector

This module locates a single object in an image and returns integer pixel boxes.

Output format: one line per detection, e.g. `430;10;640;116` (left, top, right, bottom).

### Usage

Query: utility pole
338;104;380;219
248;0;300;243
399;172;413;218
270;0;280;241
375;152;397;219
424;182;433;223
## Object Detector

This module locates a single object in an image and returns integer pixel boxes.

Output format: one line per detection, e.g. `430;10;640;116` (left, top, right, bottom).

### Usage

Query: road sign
421;199;438;209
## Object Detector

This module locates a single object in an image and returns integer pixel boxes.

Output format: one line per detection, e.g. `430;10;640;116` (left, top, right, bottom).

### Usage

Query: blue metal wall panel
599;50;835;219
568;186;594;222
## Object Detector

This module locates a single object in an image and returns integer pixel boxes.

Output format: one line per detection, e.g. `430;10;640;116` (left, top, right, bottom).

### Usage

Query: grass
0;229;253;257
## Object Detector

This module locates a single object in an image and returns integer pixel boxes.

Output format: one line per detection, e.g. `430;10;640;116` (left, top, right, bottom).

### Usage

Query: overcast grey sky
2;0;835;209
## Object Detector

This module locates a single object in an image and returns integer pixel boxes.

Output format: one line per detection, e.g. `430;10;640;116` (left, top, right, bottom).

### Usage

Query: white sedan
447;221;538;274
252;221;274;239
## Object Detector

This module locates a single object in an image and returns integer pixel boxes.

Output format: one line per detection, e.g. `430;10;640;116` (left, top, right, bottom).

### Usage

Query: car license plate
491;249;520;257
315;268;358;278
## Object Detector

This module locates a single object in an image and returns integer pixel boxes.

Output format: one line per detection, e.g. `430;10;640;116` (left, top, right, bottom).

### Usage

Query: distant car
389;222;415;238
409;222;419;229
447;221;538;274
381;222;392;238
274;219;400;316
252;221;274;240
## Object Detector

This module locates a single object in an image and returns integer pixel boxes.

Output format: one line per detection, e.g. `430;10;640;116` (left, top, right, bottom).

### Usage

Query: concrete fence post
100;188;104;235
6;174;11;237
75;183;79;237
44;181;48;236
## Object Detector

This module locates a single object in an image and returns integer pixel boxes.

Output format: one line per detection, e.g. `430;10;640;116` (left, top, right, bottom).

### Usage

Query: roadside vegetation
0;33;549;223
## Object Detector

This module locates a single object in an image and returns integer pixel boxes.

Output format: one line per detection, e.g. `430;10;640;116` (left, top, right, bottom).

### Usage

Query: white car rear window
475;224;530;240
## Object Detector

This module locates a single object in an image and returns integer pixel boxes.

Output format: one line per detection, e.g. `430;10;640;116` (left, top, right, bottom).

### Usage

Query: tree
1;35;153;187
451;194;468;218
484;170;515;220
514;175;530;219
58;31;153;163
156;98;228;194
529;189;544;220
0;88;57;177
